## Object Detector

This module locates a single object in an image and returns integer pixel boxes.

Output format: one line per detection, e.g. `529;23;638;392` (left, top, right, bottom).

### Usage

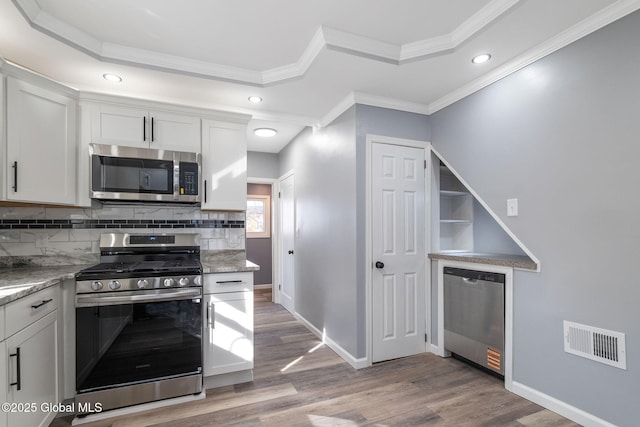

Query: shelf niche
438;162;473;252
431;153;529;258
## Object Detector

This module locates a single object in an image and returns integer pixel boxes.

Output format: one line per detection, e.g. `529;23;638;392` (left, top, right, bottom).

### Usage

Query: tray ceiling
2;0;638;152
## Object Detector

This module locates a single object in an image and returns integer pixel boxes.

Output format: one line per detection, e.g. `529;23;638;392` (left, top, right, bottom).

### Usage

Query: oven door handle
76;288;202;307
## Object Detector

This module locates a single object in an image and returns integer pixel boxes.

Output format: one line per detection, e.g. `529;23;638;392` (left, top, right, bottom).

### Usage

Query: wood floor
51;288;579;427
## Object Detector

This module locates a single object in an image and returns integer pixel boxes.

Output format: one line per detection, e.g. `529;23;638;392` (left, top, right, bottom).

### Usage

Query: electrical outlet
35;233;49;248
507;198;518;217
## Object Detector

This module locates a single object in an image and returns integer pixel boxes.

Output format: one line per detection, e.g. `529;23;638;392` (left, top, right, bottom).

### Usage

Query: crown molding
400;0;520;62
11;0;520;86
353;92;431;116
317;91;431;128
319;92;357;127
428;0;640;114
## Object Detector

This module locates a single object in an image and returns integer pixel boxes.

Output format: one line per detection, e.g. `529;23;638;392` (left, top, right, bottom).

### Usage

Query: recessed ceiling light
248;96;263;103
103;73;123;82
254;128;277;137
471;53;491;64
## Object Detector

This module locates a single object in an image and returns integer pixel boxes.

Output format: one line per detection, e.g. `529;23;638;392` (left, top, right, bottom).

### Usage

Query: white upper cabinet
201;119;247;211
88;103;201;152
5;76;78;205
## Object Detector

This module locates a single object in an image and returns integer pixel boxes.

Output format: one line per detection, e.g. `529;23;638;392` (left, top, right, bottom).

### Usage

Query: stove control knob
91;281;103;291
109;280;121;290
179;277;190;287
193;276;202;286
137;279;149;289
163;278;175;288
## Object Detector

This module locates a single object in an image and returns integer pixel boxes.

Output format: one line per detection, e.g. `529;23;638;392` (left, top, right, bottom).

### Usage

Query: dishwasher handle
443;267;505;284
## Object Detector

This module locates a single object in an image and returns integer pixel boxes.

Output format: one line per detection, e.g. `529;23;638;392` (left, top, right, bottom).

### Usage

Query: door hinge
424;160;427;169
279;191;281;198
279;284;282;290
425;333;428;342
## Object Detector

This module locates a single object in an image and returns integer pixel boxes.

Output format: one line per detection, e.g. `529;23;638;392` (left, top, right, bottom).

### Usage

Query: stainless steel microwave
89;143;201;204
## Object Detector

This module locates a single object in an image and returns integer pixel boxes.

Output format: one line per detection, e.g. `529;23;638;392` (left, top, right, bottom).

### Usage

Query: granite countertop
201;259;260;274
0;250;260;307
428;252;538;271
0;264;93;306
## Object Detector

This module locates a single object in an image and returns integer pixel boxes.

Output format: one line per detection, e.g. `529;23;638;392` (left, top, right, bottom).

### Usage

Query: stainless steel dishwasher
444;267;505;375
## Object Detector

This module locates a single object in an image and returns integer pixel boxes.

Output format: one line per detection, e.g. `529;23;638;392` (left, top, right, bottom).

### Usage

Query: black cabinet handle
151;117;155;142
31;298;53;310
12;161;18;192
288;250;294;255
143;116;147;141
375;261;384;269
9;348;21;390
204;180;207;203
216;280;243;284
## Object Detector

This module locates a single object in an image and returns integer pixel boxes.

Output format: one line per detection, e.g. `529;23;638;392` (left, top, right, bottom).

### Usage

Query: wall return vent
563;321;626;370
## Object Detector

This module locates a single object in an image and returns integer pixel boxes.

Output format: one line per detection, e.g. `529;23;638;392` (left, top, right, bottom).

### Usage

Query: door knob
288;250;294;254
375;261;384;269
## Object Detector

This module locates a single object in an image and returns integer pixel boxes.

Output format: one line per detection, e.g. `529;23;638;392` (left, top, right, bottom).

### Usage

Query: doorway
276;170;295;314
367;135;430;364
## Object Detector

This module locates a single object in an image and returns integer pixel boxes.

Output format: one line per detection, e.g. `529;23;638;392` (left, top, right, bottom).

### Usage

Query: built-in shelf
440;190;469;197
438;161;473;252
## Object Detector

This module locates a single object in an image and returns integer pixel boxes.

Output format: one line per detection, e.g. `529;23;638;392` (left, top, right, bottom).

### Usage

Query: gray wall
248;151;280;179
279;107;360;356
279;105;430;358
430;11;640;426
473;199;525;255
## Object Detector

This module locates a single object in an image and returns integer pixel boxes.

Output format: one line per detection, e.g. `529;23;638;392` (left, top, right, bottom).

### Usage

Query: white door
371;142;426;362
278;173;295;314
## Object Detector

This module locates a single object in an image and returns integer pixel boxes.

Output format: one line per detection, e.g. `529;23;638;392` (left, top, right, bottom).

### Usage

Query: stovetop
76;259;202;281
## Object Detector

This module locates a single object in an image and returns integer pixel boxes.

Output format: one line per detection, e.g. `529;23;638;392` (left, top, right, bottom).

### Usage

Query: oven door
76;289;202;398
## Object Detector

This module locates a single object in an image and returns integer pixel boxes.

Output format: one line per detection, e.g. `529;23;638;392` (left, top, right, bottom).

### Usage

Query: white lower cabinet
0;307;6;427
203;272;254;385
2;286;60;427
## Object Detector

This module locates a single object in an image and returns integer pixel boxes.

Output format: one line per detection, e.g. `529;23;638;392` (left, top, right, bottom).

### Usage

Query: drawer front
5;286;59;337
204;272;253;294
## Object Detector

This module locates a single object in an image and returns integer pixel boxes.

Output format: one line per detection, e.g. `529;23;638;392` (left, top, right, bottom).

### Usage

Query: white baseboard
510;381;617;427
294;312;368;369
430;343;450;357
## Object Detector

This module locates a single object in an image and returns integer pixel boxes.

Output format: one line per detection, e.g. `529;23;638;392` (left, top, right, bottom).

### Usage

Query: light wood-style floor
52;288;579;426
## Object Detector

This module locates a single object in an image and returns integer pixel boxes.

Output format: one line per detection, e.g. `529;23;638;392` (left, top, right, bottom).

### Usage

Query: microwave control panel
179;162;199;195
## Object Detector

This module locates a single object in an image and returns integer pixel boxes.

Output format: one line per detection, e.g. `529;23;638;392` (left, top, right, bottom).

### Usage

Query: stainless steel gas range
74;233;203;414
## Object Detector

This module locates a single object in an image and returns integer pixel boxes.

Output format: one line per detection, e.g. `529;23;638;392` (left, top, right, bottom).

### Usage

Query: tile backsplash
0;201;245;264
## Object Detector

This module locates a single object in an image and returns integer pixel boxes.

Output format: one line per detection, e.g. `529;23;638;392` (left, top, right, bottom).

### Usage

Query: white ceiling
1;0;638;152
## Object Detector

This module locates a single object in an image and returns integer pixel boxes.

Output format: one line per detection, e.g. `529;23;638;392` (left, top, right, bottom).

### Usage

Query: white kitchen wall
0;201;245;266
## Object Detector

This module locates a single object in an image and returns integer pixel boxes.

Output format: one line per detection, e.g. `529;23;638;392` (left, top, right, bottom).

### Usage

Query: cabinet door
201;120;247;211
90;104;148;148
6;77;77;205
203;292;253;376
151;112;200;152
0;340;6;427
6;311;59;427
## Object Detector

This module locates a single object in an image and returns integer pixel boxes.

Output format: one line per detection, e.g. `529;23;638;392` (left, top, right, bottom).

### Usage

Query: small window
246;195;271;238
